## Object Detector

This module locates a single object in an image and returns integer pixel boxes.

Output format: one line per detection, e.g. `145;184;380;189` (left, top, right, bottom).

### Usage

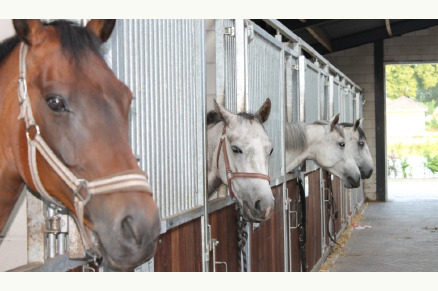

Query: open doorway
385;63;438;200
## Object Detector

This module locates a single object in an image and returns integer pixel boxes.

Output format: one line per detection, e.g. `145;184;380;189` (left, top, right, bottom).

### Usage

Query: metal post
320;169;326;253
235;19;246;113
328;75;334;118
298;55;306;122
47;205;56;258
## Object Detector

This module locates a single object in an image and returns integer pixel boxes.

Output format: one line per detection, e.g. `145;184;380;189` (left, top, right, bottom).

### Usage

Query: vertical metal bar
285;55;293;122
320;169;326;253
298;55;306;122
47;206;56;259
57;233;65;256
235;19;246;112
328;75;334;118
197;19;209;272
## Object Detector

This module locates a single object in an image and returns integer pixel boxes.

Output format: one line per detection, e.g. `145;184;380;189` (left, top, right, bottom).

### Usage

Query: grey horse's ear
330;113;340;131
256;98;271;123
354;118;363;131
214;99;234;126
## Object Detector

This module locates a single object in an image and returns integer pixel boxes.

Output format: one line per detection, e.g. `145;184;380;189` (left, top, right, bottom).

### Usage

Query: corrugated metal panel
107;19;206;220
247;25;285;181
304;60;320;122
333;81;340;116
320;73;329;120
284;47;300;122
220;19;238;111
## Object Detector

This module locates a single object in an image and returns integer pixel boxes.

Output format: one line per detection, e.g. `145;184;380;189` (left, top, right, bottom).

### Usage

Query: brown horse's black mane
207;110;262;126
0;36;20;68
0;20;104;68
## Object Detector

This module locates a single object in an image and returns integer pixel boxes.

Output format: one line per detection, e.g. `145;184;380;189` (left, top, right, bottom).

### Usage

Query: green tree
386;64;418;100
424;150;438;174
414;64;438;90
386;64;438;103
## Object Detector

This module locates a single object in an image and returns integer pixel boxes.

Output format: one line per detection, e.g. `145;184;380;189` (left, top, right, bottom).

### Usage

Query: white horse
207;98;274;222
285;114;361;188
339;119;374;179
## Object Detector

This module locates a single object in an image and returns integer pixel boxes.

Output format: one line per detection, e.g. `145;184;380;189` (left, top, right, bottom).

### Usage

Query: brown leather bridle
216;126;271;199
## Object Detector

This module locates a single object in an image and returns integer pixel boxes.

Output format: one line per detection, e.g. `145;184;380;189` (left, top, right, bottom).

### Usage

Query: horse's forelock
237;112;262;124
312;120;344;138
206;110;263;126
46;20;103;63
339;122;366;140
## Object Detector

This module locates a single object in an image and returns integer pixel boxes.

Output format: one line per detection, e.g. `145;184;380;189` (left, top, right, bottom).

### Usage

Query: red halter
216;126;271;199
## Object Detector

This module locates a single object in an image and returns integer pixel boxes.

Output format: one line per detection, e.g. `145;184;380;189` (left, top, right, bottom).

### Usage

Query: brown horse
0;19;160;271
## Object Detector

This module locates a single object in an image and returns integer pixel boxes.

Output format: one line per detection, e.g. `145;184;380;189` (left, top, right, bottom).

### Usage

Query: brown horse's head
12;19;160;270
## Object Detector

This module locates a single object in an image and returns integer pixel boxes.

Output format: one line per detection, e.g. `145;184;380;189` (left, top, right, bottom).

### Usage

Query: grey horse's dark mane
339;122;366;140
312;120;345;138
285;122;308;153
207;110;262;126
285;120;346;153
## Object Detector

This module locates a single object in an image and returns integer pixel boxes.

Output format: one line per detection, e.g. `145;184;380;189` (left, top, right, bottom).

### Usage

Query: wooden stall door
154;218;203;272
305;170;322;271
250;184;285;272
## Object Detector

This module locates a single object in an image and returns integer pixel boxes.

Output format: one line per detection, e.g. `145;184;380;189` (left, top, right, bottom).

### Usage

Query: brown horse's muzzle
90;192;161;271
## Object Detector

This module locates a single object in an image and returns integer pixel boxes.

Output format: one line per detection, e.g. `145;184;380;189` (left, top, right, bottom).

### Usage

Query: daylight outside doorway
385;63;438;200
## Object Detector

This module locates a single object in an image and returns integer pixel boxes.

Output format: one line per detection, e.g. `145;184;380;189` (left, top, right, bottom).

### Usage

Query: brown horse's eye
46;95;68;112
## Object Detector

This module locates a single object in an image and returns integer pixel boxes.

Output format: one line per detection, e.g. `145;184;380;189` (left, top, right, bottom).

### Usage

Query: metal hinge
291;64;299;71
224;26;235;37
245;20;254;41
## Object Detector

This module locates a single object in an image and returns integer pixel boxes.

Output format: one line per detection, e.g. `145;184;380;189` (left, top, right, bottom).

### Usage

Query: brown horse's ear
86;19;116;43
214;99;234;126
13;19;47;46
330;113;340;131
354;118;363;131
256;98;271;123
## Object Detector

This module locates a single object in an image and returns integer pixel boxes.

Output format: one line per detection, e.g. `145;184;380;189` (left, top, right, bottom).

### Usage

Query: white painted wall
0;19;14;40
0;19;29;271
387;111;426;137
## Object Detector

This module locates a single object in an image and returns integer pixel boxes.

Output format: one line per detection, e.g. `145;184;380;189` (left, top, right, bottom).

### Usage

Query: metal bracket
224;26;235;37
245;20;254;41
211;238;228;272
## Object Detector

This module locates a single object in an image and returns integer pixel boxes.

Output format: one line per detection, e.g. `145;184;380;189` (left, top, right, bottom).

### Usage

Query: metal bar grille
247;25;285;181
108;19;206;220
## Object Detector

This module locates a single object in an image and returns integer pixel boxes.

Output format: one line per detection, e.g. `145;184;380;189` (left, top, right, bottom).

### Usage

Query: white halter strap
17;43;152;255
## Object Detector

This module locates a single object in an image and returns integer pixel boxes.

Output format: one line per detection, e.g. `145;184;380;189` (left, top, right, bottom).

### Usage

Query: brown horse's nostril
121;215;141;246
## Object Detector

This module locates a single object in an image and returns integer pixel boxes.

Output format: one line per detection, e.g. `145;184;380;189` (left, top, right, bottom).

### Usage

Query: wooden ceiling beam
300;19;333;53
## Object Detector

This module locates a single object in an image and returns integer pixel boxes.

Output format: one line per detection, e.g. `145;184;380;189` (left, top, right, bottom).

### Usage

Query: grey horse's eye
339;142;345;147
270;148;274;156
231;145;243;154
358;141;365;147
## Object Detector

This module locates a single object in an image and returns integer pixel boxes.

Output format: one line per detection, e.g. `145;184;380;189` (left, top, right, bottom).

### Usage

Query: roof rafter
300;19;333;53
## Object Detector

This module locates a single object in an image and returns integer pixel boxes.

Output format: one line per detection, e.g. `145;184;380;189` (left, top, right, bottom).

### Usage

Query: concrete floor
328;179;438;272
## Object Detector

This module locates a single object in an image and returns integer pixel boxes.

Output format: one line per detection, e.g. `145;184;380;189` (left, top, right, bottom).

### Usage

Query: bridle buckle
26;124;40;141
74;179;92;205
